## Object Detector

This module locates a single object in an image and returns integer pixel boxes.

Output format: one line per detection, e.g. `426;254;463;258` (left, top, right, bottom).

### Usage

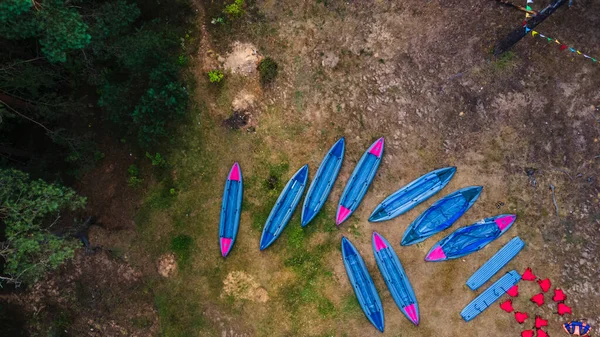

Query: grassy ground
130;0;600;336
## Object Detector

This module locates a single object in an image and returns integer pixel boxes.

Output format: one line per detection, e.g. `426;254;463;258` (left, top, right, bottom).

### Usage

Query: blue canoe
259;165;309;250
401;186;482;246
425;214;517;262
336;137;384;226
369;167;456;222
461;270;521;322
219;162;243;257
372;232;419;325
342;237;385;332
301;138;345;227
466;236;525;291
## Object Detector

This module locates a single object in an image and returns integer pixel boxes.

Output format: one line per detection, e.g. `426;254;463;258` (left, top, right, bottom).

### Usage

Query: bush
223;0;244;18
127;164;143;187
208;69;224;83
258;57;278;85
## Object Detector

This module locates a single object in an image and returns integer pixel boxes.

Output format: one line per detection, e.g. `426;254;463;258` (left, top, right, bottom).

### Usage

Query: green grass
171;234;194;266
155;287;209;337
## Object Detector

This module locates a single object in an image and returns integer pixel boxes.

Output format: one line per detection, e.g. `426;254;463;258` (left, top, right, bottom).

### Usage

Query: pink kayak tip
403;303;419;325
336;205;351;225
495;214;516;231
220;237;233;257
369;137;384;158
373;232;388;252
425;245;446;261
229;162;241;181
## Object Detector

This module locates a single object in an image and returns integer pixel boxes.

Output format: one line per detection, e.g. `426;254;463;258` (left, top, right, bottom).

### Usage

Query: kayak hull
336;137;384;226
425;214;517;262
369;167;456;222
372;232;419;325
219;162;243;257
401;186;483;246
342;237;385;332
301;138;345;227
259;165;309;250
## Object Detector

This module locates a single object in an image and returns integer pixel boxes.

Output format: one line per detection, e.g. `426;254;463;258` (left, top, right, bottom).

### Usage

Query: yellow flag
532;31;538;37
577;50;582;55
526;13;532;18
555;39;561;44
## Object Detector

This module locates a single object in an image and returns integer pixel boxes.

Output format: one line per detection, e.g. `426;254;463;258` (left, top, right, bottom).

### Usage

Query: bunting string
522;0;597;65
525;27;598;64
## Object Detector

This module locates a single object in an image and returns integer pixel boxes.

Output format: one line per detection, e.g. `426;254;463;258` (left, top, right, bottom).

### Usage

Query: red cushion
538;278;551;292
521;330;534;337
507;285;519;297
553;288;566;302
535;316;548;328
522;267;537;281
531;293;545;307
558;303;572;315
515;312;529;324
500;299;514;313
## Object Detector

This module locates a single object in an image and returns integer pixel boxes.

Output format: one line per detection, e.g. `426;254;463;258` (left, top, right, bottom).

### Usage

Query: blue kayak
369;167;456;222
301;138;345;227
336;137;384;226
372;232;419;326
219;162;243;257
342;237;385;332
401;186;482;246
259;165;309;250
425;214;517;262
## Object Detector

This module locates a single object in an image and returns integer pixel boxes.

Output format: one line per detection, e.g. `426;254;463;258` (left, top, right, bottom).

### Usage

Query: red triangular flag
538;278;551;292
558;303;572;315
507;285;519;297
553;288;566;302
521;330;534;337
515;311;529;324
531;293;545;306
522;268;537;281
500;299;514;313
537;328;549;337
535;316;548;328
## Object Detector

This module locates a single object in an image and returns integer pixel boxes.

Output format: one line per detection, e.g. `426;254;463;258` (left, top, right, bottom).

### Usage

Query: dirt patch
221;271;269;303
223;111;250;129
223;41;261;75
157;253;177;278
2;250;157;337
75;137;140;230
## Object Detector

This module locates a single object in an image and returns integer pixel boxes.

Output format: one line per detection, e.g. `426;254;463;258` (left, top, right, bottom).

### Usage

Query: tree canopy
0;168;86;286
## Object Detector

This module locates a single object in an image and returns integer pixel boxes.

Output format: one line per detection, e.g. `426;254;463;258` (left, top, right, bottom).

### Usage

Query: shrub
127;164;143;187
258;57;278;85
223;0;244;18
208;69;224;83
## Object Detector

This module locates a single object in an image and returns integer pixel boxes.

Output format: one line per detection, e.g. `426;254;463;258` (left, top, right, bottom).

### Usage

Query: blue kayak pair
342;233;420;332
